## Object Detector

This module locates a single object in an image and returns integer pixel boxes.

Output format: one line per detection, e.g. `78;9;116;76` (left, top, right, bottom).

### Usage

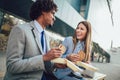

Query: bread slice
77;50;85;61
58;44;66;54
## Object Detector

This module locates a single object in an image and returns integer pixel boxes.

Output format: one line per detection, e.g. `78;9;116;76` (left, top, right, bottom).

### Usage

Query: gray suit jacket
4;21;52;80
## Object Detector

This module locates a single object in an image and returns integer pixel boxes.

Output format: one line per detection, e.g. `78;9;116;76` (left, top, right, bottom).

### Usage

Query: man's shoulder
19;22;30;27
63;36;73;44
14;21;32;29
11;22;33;34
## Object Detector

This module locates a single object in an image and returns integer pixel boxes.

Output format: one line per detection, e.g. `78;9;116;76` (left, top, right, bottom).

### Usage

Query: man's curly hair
30;0;57;20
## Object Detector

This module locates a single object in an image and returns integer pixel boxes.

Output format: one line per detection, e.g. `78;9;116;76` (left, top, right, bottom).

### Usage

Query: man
4;0;65;80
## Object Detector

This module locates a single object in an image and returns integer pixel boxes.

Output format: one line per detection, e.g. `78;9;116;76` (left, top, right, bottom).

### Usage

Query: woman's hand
67;54;81;62
85;60;91;64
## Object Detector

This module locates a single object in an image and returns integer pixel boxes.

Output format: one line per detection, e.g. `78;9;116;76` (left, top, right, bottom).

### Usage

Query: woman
54;21;92;80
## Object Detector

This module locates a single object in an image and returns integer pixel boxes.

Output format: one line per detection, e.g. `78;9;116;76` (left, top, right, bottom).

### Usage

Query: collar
34;20;44;33
78;40;85;49
78;40;85;44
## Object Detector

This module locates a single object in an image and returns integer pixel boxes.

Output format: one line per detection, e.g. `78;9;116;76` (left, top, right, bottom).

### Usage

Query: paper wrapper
82;69;95;78
51;58;83;72
78;50;85;61
58;44;66;54
51;58;99;78
75;61;98;72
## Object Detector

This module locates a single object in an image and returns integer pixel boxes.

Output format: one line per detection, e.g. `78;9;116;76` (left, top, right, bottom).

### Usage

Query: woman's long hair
72;21;92;62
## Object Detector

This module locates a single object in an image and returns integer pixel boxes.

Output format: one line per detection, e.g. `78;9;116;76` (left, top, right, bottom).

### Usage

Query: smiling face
76;23;87;41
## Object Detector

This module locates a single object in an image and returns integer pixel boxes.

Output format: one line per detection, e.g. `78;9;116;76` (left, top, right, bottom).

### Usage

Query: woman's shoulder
64;36;73;40
63;36;73;44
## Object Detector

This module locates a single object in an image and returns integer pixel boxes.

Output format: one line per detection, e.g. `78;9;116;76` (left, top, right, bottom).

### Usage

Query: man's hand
43;47;62;61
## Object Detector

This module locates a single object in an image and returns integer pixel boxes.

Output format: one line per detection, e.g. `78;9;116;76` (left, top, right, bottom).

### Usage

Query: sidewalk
91;49;120;80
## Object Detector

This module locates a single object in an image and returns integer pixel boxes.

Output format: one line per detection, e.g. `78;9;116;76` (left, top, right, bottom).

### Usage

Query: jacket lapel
29;21;44;54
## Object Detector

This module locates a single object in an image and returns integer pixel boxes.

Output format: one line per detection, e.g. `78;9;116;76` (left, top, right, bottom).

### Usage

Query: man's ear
42;11;46;15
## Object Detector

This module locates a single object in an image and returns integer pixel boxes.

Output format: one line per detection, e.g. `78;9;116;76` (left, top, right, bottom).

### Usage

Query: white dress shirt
34;20;47;54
